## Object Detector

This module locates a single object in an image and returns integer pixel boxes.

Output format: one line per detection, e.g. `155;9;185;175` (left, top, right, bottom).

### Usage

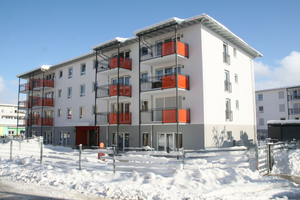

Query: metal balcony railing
289;108;300;115
224;81;232;92
140;41;189;61
141;107;190;124
288;95;300;101
223;52;231;64
140;73;190;91
96;84;132;98
96;57;132;72
225;110;233;121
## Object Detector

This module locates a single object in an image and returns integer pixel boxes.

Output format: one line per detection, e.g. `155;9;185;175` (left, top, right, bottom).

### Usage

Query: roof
256;84;300;93
92;37;138;52
134;13;262;58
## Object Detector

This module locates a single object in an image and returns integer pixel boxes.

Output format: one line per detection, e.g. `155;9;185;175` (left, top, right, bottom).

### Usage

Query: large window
80;85;85;97
224;71;231;92
68;67;73;78
258;94;263;101
68;87;72;99
81;63;86;75
259;106;264;113
59;131;70;146
67;108;72;119
80;107;85;119
223;43;230;64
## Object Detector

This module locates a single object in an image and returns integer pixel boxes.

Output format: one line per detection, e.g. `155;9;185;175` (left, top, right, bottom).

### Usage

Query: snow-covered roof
92;37;137;52
256;84;300;92
267;120;300;125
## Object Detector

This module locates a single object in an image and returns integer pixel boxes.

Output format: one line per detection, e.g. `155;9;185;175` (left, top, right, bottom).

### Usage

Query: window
8;131;15;135
59;131;70;146
68;87;72;99
68;67;73;78
258;94;263;101
67;108;72;119
280;118;286;120
58;109;61;117
125;77;130;86
279;104;285;112
225;98;232;121
226;131;232;141
141;47;148;56
233;48;237;58
141;73;148;83
259;106;264;113
278;91;284;99
142;100;148;111
58;89;62;98
240;131;243;139
223;43;230;64
236;100;239;110
234;74;238;83
142;133;149;146
80;107;85;119
80;85;85;97
92;105;97;115
93;82;98;92
112;133;117;145
224;70;231;92
81;63;86;75
59;70;63;78
259;118;264;126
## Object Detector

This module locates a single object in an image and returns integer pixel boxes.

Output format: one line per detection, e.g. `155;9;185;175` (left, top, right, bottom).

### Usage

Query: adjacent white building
17;14;262;150
256;85;300;139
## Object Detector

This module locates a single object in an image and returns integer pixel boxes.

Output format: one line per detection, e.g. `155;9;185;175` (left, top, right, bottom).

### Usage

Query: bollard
10;140;13;159
113;146;115;173
40;140;43;165
79;144;82;170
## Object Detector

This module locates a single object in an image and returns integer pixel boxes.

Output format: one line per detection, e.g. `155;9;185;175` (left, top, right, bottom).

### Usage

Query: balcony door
158;133;174;152
118;133;129;151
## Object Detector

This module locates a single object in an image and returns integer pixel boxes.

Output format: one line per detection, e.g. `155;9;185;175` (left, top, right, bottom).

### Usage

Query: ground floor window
158;132;182;152
59;131;70;146
111;132;129;151
43;131;53;144
30;131;36;138
142;133;149;146
8;131;15;135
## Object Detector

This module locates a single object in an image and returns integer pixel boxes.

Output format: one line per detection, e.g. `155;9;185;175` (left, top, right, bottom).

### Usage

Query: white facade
0;104;25;137
17;14;262;149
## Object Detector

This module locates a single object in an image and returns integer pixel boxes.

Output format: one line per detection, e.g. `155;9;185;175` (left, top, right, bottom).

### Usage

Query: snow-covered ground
0;139;299;200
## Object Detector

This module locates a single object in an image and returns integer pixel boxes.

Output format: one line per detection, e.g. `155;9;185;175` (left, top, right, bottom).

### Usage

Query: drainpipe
94;50;98;144
40;71;45;138
175;24;179;153
117;43;120;153
138;36;141;148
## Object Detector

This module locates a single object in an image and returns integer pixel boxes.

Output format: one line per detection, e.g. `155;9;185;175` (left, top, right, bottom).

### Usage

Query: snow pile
0;140;299;199
272;148;300;177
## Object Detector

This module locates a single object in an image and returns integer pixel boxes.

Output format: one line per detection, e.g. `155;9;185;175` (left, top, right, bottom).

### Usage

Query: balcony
19;79;54;93
97;84;132;100
97;57;132;76
289;108;300;115
140;41;189;65
224;81;232;93
141;108;190;124
24;116;53;126
20;98;54;108
141;73;189;94
288;95;300;101
109;112;132;125
223;52;230;64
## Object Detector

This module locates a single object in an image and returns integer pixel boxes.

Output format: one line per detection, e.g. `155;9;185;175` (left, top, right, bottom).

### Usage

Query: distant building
0;103;25;138
17;14;262;149
256;85;300;139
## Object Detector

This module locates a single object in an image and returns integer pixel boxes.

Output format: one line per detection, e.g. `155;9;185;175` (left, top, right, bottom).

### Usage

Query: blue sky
0;0;300;104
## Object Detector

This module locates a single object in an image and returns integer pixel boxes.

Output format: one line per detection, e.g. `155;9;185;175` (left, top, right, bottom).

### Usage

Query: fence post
40;139;43;165
10;140;13;159
113;146;115;173
181;148;185;169
79;144;82;170
19;137;21;151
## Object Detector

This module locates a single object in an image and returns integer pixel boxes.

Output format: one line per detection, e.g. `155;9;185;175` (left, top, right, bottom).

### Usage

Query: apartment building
17;14;262;150
256;85;300;138
0;104;25;137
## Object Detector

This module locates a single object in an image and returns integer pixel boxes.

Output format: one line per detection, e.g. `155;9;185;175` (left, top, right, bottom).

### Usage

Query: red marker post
98;142;105;161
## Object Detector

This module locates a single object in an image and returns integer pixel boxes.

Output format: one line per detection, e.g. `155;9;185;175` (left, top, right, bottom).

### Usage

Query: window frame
80;84;85;97
80;63;86;75
68;67;73;79
67;87;72;99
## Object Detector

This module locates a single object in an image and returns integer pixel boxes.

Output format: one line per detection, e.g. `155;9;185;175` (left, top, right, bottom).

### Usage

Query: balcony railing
288;95;300;101
141;73;190;91
225;110;233;121
96;112;109;124
97;84;132;98
19;79;54;92
289;108;300;115
141;108;190;124
24;117;53;126
109;112;132;124
224;81;232;92
141;41;189;61
20;98;54;108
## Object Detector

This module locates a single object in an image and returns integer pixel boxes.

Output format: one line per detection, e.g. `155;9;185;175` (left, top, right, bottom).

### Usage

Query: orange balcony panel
162;109;190;123
38;118;53;126
110;57;132;70
39;79;54;88
38;98;54;107
161;41;189;57
162;74;189;90
109;85;132;97
109;113;131;124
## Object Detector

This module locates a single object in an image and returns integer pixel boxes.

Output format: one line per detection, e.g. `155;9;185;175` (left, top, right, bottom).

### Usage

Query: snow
0;139;299;199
